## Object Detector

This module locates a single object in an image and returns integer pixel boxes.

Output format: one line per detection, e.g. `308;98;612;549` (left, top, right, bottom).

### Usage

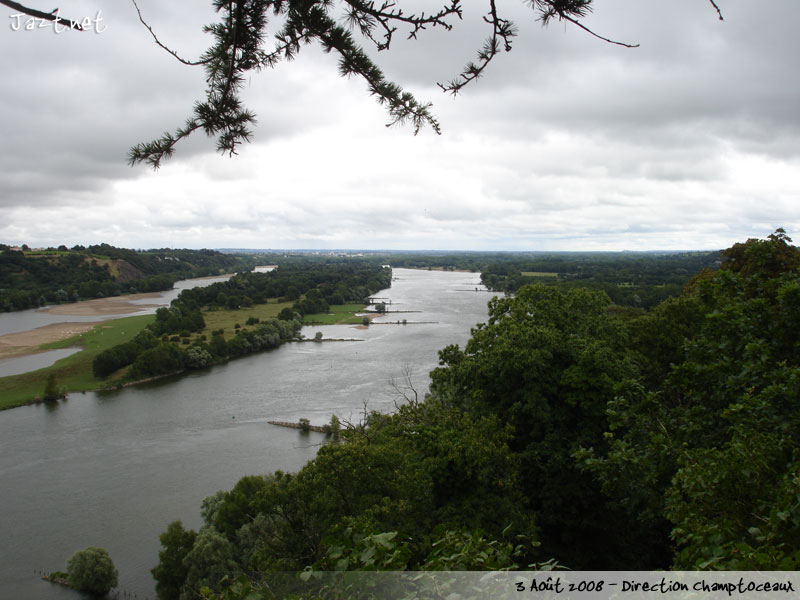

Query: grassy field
0;314;154;410
199;302;368;338
521;271;559;278
200;301;294;338
302;304;368;325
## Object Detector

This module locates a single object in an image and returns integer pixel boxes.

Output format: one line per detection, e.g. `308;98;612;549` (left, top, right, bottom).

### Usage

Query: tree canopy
66;546;119;596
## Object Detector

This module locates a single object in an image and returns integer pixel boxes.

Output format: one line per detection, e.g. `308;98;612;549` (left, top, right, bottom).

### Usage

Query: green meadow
0;314;155;411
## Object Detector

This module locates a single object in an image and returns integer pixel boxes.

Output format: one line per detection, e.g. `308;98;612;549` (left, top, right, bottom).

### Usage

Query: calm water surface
0;269;495;599
0;348;83;378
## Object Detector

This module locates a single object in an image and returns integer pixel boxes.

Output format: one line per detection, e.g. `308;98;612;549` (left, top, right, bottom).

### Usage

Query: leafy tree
42;373;62;401
66;546;118;596
129;342;187;379
181;528;239;599
430;284;669;568
579;229;800;569
152;521;198;600
277;307;297;321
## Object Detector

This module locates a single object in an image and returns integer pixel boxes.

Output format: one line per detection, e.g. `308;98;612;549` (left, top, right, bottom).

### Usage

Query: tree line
92;261;391;382
149;230;799;599
173;260;392;316
0;243;253;312
480;250;721;309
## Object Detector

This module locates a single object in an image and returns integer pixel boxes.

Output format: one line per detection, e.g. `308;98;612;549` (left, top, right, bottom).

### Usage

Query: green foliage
277;307;297;321
153;521;198;600
431;284;657;568
480;250;720;308
312;529;412;571
420;526;527;571
0;244;249;312
129;341;187;379
181;529;239;599
293;289;329;316
42;373;62;401
66;546;118;596
579;229;800;569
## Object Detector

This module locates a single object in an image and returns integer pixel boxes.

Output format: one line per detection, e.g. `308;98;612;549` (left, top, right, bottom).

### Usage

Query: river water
0;268;495;599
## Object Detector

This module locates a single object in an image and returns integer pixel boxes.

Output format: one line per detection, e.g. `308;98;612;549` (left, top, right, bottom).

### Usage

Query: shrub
43;373;62;401
66;546;118;595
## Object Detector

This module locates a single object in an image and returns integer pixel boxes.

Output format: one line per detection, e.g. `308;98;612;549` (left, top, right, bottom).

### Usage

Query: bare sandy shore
45;293;165;316
0;322;97;361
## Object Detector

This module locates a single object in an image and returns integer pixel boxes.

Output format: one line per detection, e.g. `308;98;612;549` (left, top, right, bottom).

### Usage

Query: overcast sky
1;1;798;251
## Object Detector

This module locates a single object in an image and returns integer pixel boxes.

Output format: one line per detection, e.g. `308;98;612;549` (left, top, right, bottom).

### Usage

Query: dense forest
148;231;799;599
0;243;254;311
91;261;392;382
480;251;721;309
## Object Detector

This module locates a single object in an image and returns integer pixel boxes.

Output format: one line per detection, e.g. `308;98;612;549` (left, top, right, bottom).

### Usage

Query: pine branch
707;0;724;21
130;0;263;168
556;13;639;48
130;0;211;66
128;0;725;167
341;0;462;50
438;0;515;95
308;5;441;133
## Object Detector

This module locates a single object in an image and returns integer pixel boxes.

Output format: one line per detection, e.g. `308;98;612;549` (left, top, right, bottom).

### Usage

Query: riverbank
0;314;155;411
45;292;164;316
0;322;97;361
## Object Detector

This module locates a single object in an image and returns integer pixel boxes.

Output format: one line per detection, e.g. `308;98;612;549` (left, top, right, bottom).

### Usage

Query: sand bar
0;322;97;361
46;292;165;316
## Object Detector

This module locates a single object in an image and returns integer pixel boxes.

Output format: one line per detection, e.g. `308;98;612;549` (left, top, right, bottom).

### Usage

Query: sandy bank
45;293;164;316
0;322;96;361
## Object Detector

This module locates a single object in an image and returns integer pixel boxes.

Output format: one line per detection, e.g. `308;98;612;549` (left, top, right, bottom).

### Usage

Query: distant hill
0;243;254;312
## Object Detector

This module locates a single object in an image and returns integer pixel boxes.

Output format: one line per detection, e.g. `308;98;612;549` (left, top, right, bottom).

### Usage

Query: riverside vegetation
89;261;392;382
141;230;800;600
0;244;254;312
0;260;391;409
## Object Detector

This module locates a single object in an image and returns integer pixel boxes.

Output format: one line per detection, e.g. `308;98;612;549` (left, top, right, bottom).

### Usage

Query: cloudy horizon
2;1;798;252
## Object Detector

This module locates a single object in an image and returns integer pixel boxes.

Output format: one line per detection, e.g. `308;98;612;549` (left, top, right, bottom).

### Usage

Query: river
0;268;495;599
